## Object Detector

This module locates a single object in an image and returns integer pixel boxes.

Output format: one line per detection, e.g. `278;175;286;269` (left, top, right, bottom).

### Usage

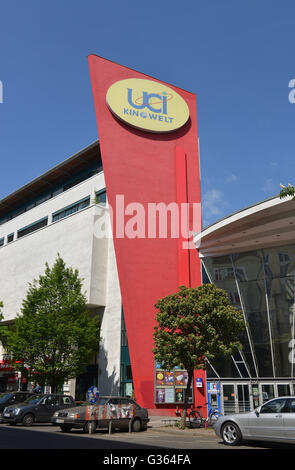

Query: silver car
214;396;295;446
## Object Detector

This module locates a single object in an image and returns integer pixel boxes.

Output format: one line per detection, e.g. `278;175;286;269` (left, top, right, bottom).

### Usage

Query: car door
107;398;121;426
38;395;60;422
119;399;134;426
283;398;295;442
248;398;288;441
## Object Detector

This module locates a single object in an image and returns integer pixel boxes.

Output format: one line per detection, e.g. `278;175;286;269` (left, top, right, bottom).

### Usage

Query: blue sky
1;0;295;227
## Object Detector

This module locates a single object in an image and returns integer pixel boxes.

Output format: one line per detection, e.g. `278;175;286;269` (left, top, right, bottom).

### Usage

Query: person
32;383;42;394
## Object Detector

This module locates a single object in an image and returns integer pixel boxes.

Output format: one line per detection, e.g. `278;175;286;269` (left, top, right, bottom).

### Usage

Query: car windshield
0;393;13;403
81;397;111;406
94;397;110;405
23;395;45;405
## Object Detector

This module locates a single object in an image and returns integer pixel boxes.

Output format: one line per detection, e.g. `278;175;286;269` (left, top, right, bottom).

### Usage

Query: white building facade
0;141;123;399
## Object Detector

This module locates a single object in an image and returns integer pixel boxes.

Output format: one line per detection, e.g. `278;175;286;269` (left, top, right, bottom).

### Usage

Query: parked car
214;396;295;446
51;396;149;433
0;391;35;420
1;393;76;426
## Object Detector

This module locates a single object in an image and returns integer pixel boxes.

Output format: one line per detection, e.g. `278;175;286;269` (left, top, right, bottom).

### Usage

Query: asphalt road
0;422;292;465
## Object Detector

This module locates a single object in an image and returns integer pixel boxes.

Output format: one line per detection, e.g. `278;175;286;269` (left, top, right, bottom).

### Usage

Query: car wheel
221;422;242;446
60;424;72;433
22;413;34;426
83;421;97;434
131;418;142;432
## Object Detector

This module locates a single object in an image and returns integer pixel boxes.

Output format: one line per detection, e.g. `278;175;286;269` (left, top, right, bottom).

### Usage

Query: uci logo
106;78;189;133
127;89;168;115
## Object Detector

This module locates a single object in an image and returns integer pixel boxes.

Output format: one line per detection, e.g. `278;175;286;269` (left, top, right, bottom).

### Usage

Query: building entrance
220;382;295;415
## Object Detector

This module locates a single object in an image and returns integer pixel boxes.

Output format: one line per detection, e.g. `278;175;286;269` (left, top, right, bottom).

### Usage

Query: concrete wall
0;173;122;394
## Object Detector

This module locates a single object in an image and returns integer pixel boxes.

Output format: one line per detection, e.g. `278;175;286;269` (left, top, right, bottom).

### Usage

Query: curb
147;425;216;436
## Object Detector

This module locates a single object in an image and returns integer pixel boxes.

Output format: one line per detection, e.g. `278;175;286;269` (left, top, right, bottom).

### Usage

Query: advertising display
88;55;204;410
155;365;193;404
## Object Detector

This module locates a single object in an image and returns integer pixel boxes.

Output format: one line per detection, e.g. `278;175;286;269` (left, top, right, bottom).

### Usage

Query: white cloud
202;189;228;226
226;173;237;183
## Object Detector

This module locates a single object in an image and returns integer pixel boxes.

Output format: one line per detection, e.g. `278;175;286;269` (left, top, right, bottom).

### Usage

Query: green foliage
0;301;8;345
279;184;295;200
3;255;100;390
153;284;245;427
153;284;245;372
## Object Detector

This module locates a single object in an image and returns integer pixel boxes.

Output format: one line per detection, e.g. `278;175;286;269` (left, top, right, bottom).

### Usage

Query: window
109;398;120;405
95;190;107;205
7;233;14;243
62;396;72;405
0;238;4;247
260;398;289;414
288;399;295;412
17;217;48;239
52;197;90;222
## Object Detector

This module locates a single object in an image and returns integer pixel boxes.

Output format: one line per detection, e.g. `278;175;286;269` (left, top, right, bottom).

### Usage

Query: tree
1;255;100;392
279;183;295;200
153;284;245;428
0;301;8;346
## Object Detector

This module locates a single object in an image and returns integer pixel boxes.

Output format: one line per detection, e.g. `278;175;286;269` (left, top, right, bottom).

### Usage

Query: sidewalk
147;415;216;436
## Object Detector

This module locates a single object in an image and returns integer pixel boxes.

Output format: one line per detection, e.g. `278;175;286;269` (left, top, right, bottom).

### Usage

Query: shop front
0;357;18;392
207;380;295;415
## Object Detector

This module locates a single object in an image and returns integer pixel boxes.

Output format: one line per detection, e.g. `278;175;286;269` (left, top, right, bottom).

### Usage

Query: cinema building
195;194;295;414
0;52;208;413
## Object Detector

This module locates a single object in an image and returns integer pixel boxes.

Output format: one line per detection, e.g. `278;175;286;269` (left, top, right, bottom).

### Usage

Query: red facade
88;55;205;411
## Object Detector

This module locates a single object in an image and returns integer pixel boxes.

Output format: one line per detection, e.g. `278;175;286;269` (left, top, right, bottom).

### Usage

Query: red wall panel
88;55;202;409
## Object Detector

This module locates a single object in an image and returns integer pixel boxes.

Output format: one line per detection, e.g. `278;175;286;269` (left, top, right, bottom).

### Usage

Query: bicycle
205;402;221;427
188;406;206;428
188;403;221;428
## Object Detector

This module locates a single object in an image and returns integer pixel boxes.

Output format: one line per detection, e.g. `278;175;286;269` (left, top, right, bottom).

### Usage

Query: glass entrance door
237;384;251;412
221;382;294;414
221;383;251;414
277;383;291;396
222;384;235;415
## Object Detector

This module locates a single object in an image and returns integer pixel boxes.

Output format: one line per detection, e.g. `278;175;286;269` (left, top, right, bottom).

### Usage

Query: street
0;421;283;450
0;422;292;466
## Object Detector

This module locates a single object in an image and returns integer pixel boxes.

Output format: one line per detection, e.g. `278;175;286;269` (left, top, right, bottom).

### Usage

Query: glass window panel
239;279;273;377
263;245;295;279
222;384;235;415
206;355;240;379
277;384;291;396
268;275;295;377
238;330;257;378
202;256;241;308
261;384;275;402
232;250;264;282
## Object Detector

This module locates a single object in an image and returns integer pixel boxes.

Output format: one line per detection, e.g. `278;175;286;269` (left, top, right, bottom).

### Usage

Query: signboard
196;377;203;388
88;54;203;409
87;386;100;404
106;78;190;133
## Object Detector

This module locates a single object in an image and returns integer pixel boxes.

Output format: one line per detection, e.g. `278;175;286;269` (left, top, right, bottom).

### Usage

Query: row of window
0;190;106;247
0;166;102;226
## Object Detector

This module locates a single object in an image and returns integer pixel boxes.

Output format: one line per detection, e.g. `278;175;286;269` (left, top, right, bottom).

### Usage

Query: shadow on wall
97;341;120;397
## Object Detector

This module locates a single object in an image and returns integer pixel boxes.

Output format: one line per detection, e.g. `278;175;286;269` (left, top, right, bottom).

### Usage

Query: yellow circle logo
106;78;190;133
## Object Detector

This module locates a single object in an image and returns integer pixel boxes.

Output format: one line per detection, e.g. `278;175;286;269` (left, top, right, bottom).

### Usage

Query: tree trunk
179;370;193;429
